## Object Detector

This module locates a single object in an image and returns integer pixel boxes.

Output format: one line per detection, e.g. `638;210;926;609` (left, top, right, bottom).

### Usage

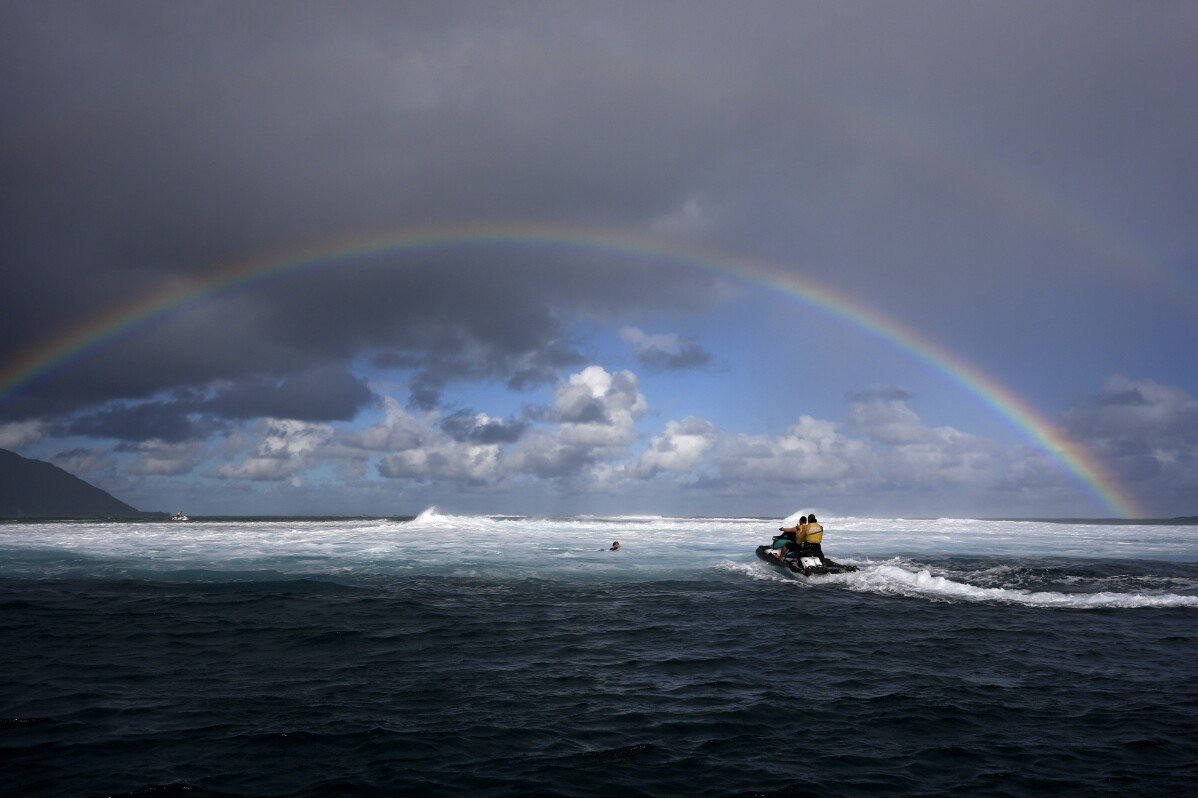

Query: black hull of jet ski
755;545;858;576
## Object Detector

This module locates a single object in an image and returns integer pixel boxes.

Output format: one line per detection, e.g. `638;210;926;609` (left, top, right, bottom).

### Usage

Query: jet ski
756;542;858;576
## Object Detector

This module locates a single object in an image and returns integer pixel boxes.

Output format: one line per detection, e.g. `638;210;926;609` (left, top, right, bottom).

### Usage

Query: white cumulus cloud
214;418;334;481
0;419;46;449
332;397;501;482
631;416;717;478
506;365;648;478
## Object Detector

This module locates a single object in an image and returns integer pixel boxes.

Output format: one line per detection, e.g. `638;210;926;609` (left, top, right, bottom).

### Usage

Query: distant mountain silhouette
0;448;155;518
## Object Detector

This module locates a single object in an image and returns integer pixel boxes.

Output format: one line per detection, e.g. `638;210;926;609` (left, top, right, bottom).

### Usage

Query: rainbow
0;221;1145;517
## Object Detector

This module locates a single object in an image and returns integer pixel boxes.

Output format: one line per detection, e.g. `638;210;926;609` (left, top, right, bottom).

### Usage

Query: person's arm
779;525;806;540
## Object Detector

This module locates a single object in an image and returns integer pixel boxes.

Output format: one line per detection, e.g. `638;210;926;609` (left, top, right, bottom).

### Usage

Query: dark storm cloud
205;365;373;422
506;342;587;392
58;365;371;442
67;401;221;444
2;1;1195;436
2;1;729;424
1065;378;1198;457
1064;377;1198;508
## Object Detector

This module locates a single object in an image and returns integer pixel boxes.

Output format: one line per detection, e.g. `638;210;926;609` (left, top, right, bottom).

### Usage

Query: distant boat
170;511;189;522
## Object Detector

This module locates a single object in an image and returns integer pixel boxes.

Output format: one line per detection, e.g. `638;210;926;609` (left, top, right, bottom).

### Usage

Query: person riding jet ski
769;515;806;560
760;513;856;575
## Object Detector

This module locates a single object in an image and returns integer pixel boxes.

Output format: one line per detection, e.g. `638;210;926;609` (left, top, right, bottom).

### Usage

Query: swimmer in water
609;541;621;551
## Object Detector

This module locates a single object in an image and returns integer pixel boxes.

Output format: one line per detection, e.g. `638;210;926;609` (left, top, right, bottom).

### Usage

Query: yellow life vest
801;522;824;544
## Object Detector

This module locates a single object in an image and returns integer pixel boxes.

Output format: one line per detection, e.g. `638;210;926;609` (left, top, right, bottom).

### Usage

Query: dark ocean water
4;514;1198;796
4;561;1198;797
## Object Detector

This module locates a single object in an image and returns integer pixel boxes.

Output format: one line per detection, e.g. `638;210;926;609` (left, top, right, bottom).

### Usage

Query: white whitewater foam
411;506;443;524
835;563;1198;608
1;512;1195;607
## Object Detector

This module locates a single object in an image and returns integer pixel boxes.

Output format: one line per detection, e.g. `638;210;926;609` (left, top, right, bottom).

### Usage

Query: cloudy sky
1;1;1195;517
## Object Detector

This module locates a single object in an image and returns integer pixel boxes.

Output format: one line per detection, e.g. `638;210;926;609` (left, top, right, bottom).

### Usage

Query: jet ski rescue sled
755;545;858;576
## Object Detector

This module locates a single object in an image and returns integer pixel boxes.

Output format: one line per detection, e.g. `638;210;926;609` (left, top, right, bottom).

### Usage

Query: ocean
2;510;1197;797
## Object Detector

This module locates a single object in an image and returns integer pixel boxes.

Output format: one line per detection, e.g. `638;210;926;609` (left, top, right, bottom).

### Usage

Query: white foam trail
838;563;1198;608
717;561;793;583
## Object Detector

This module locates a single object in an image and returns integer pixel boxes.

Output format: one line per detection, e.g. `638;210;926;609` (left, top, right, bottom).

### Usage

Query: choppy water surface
3;512;1197;796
